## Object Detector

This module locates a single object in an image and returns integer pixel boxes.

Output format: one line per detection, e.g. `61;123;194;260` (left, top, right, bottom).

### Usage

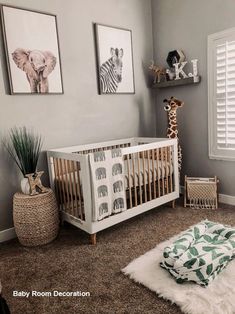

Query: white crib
47;137;179;244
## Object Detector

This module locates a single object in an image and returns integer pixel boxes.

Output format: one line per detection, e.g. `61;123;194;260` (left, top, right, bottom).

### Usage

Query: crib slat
75;161;83;219
165;147;169;194
58;158;67;211
71;160;79;218
156;148;161;197
52;158;60;207
142;151;147;202
169;146;173;193
67;159;74;215
68;160;75;217
161;147;165;195
65;160;72;214
55;158;65;210
64;159;72;215
152;149;156;199
137;152;142;205
127;153;132;209
132;153;138;207
147;150;151;201
56;158;64;208
56;158;63;209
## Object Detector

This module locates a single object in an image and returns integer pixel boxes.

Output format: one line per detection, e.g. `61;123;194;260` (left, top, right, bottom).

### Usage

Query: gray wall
0;0;154;231
151;0;235;195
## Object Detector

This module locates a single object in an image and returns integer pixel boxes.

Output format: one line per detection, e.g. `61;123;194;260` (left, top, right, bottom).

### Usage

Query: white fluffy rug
122;234;235;314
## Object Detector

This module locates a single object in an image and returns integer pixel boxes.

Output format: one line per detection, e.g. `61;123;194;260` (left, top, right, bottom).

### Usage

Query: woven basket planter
13;189;59;246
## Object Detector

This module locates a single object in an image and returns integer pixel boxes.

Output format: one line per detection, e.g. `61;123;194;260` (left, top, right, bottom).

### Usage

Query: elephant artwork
113;198;124;210
12;48;56;93
99;203;108;216
93;151;106;162
97;185;108;198
113;180;123;193
95;167;106;180
111;149;122;158
112;163;122;176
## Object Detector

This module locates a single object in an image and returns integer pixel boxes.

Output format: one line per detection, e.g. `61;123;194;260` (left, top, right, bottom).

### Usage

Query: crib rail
74;142;130;155
50;138;134;154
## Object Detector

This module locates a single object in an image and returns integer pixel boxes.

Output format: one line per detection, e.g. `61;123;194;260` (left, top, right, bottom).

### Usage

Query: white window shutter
208;28;235;160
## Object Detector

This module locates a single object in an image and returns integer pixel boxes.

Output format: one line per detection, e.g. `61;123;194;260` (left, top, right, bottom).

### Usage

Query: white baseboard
219;194;235;206
0;227;16;243
180;185;235;206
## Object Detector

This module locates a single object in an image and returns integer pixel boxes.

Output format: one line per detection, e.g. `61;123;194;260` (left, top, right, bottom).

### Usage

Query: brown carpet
1;202;235;314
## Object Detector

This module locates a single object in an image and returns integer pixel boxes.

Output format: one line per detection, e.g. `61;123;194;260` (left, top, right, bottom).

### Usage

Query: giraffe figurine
163;96;184;174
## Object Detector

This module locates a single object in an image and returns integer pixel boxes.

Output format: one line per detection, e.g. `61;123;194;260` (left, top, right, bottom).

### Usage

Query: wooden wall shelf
152;76;201;89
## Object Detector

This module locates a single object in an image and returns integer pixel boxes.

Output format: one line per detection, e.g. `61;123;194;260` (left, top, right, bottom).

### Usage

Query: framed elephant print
94;24;135;94
1;5;63;94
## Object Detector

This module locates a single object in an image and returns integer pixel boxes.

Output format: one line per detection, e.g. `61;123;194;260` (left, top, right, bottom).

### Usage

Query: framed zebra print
94;23;135;95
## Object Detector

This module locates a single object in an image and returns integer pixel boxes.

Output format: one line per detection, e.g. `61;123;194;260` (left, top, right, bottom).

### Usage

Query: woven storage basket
184;176;218;209
13;189;59;246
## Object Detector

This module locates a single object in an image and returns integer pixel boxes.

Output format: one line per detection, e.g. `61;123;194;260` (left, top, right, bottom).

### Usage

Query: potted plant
3;127;43;194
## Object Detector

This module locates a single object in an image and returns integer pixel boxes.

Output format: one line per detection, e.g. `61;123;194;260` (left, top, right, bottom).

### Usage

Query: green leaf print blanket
160;220;235;286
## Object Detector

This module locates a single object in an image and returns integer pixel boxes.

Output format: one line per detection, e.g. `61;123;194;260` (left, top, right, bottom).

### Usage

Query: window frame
208;27;235;161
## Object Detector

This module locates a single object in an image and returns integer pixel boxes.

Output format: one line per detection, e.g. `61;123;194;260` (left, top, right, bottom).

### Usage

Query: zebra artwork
99;48;124;93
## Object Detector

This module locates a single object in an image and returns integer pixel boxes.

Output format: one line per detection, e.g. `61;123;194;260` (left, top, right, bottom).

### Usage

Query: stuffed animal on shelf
163;97;184;174
166;68;175;81
149;60;166;84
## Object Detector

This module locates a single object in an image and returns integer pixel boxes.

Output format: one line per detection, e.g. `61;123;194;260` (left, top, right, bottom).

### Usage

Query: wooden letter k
26;171;47;196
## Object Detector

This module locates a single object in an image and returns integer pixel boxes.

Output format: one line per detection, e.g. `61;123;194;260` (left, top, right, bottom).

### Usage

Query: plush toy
163;97;184;174
149;60;166;83
166;68;175;81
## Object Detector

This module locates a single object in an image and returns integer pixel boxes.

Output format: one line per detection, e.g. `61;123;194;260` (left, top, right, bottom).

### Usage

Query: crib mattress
123;158;172;188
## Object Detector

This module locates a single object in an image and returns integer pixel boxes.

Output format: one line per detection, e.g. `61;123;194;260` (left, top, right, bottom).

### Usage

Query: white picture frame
1;5;64;94
94;23;135;95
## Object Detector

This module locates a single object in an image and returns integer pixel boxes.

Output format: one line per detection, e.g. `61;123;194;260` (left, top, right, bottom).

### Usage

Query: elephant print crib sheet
89;149;127;221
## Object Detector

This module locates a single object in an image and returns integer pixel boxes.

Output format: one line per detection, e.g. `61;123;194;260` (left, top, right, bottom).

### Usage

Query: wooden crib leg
90;233;97;245
171;200;176;208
